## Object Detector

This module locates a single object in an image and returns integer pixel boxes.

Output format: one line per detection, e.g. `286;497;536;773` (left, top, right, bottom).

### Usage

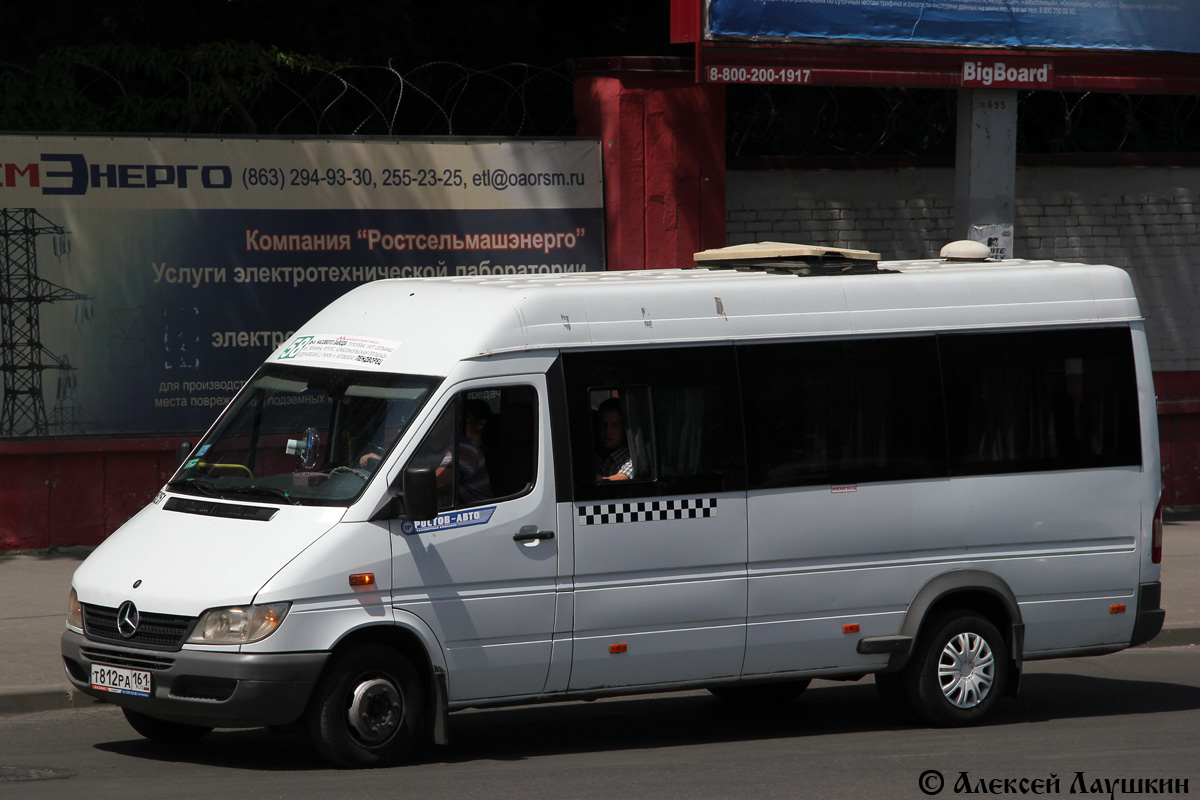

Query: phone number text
706;66;813;84
243;167;467;190
241;166;587;192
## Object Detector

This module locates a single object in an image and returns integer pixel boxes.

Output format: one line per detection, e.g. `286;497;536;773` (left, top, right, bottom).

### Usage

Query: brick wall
727;166;1200;372
727;168;956;261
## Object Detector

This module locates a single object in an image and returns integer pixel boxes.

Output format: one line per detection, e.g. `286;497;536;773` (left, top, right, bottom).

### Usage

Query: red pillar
573;57;726;271
1154;371;1200;509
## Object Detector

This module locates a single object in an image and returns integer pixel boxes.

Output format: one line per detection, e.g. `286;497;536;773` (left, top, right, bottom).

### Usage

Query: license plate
90;664;151;697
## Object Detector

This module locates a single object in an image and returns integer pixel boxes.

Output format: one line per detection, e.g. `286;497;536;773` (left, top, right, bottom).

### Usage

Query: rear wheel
708;679;810;705
122;708;212;742
905;612;1008;727
307;644;425;768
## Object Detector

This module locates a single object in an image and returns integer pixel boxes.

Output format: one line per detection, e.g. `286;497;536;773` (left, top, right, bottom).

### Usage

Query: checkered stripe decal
576;497;718;526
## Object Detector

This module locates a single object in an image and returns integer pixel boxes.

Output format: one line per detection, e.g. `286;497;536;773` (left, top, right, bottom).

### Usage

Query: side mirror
176;441;194;467
399;466;439;522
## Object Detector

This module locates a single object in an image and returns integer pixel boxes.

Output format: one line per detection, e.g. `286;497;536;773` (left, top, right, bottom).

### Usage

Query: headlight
187;603;290;645
67;588;83;631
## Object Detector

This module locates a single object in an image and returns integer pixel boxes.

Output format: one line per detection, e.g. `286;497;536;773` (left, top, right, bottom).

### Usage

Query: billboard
0;135;604;438
705;0;1200;54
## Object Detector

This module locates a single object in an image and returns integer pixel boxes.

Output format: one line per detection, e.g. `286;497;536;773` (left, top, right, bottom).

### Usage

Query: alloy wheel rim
937;631;995;708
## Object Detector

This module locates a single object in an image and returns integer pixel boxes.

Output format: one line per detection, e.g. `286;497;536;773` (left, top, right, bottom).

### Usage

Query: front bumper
61;629;327;728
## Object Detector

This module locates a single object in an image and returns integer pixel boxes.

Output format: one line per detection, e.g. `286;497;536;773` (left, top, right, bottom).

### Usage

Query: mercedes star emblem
116;600;140;639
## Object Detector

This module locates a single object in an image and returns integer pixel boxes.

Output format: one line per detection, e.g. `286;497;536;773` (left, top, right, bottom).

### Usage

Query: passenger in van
594;398;634;481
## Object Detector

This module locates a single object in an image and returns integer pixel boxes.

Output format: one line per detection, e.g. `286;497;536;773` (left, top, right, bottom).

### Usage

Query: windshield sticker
401;506;497;535
277;334;400;369
196;445;211;456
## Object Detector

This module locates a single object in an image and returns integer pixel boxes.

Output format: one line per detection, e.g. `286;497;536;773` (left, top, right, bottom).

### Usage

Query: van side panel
560;345;750;690
743;468;1142;675
745;484;913;676
388;374;560;704
930;470;1141;654
569;493;748;689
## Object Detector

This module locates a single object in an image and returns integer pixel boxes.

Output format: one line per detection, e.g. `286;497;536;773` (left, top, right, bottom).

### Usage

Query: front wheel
307;644;425;768
905;611;1009;727
122;708;212;742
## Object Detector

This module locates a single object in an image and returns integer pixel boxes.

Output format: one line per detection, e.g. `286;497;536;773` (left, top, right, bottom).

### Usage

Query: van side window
940;327;1141;475
563;346;744;501
407;385;538;511
739;336;946;489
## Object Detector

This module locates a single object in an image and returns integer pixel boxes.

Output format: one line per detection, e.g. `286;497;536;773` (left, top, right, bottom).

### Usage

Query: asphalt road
2;645;1198;800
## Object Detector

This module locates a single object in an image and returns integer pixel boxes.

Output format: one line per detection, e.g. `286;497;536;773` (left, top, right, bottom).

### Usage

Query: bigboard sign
705;0;1200;54
0;135;604;438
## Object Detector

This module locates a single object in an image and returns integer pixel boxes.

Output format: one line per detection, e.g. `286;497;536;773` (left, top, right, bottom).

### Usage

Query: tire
307;644;425;768
708;679;810;705
122;708;213;743
905;611;1008;727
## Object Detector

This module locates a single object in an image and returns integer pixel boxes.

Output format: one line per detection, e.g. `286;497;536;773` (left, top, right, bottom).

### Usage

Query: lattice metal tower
0;209;90;437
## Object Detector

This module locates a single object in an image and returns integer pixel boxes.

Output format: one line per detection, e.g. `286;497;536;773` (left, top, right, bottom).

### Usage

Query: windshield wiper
167;478;299;506
218;485;302;505
167;477;221;497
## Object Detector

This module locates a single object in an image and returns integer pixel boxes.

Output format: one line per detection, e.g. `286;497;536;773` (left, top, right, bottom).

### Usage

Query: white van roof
276;256;1142;377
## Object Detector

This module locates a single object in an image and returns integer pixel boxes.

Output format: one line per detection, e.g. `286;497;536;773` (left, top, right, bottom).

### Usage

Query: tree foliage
0;41;338;133
0;40;581;136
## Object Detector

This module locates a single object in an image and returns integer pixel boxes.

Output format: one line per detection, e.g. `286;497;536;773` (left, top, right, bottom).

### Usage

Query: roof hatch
691;241;887;275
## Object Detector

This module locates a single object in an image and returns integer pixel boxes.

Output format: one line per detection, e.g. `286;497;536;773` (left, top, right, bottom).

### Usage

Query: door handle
513;525;555;542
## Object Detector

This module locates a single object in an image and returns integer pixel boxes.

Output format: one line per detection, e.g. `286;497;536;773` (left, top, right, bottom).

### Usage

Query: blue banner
707;1;1200;54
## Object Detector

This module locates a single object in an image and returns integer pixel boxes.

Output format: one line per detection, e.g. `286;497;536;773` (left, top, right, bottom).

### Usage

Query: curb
1141;627;1200;649
0;686;100;718
1;629;1196;719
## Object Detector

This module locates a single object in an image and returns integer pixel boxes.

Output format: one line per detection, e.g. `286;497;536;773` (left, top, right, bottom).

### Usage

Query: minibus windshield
167;364;440;506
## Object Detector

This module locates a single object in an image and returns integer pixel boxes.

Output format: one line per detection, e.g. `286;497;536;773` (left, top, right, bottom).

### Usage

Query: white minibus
62;242;1165;767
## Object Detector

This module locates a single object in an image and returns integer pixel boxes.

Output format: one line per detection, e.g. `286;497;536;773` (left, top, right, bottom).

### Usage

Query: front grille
82;604;196;651
81;646;176;672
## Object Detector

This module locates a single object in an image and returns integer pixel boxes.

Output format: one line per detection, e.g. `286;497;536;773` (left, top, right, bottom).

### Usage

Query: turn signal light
1110;604;1127;614
843;623;861;634
609;643;628;654
349;573;375;587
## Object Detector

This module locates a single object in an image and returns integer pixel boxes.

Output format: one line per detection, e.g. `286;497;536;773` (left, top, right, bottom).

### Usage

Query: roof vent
939;240;993;261
692;241;887;276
